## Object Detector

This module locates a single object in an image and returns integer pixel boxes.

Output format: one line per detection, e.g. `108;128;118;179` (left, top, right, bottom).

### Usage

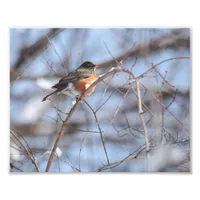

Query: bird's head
78;61;99;71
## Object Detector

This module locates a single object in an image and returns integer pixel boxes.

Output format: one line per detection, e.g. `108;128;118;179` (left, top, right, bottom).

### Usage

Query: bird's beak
95;64;100;68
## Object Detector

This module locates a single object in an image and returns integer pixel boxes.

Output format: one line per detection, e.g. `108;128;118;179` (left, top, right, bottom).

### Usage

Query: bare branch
10;129;40;172
137;57;190;79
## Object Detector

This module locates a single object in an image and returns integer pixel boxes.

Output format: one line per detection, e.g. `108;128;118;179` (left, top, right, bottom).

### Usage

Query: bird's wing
52;70;92;89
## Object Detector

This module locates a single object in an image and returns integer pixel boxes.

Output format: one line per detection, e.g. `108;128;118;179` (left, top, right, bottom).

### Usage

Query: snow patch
55;147;62;158
72;100;76;105
36;78;54;90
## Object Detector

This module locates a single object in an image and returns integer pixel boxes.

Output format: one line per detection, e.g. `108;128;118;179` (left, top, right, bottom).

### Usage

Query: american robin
42;61;99;102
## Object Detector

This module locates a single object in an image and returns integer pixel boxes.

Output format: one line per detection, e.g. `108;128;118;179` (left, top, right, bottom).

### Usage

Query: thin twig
83;100;110;165
110;84;133;124
137;57;190;79
131;56;139;71
64;158;80;172
96;90;115;113
166;89;178;109
154;67;175;88
42;58;60;77
100;74;116;104
46;36;65;69
139;82;189;133
10;130;40;172
10;163;24;172
78;133;88;171
95;144;146;172
135;81;150;165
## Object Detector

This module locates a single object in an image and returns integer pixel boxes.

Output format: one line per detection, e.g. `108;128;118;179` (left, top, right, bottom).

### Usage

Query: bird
42;61;99;102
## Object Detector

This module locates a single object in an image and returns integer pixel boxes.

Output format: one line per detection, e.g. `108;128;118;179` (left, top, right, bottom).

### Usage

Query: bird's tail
42;90;58;102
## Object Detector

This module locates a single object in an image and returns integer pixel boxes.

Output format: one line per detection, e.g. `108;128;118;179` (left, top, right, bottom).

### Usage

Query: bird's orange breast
75;72;97;95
